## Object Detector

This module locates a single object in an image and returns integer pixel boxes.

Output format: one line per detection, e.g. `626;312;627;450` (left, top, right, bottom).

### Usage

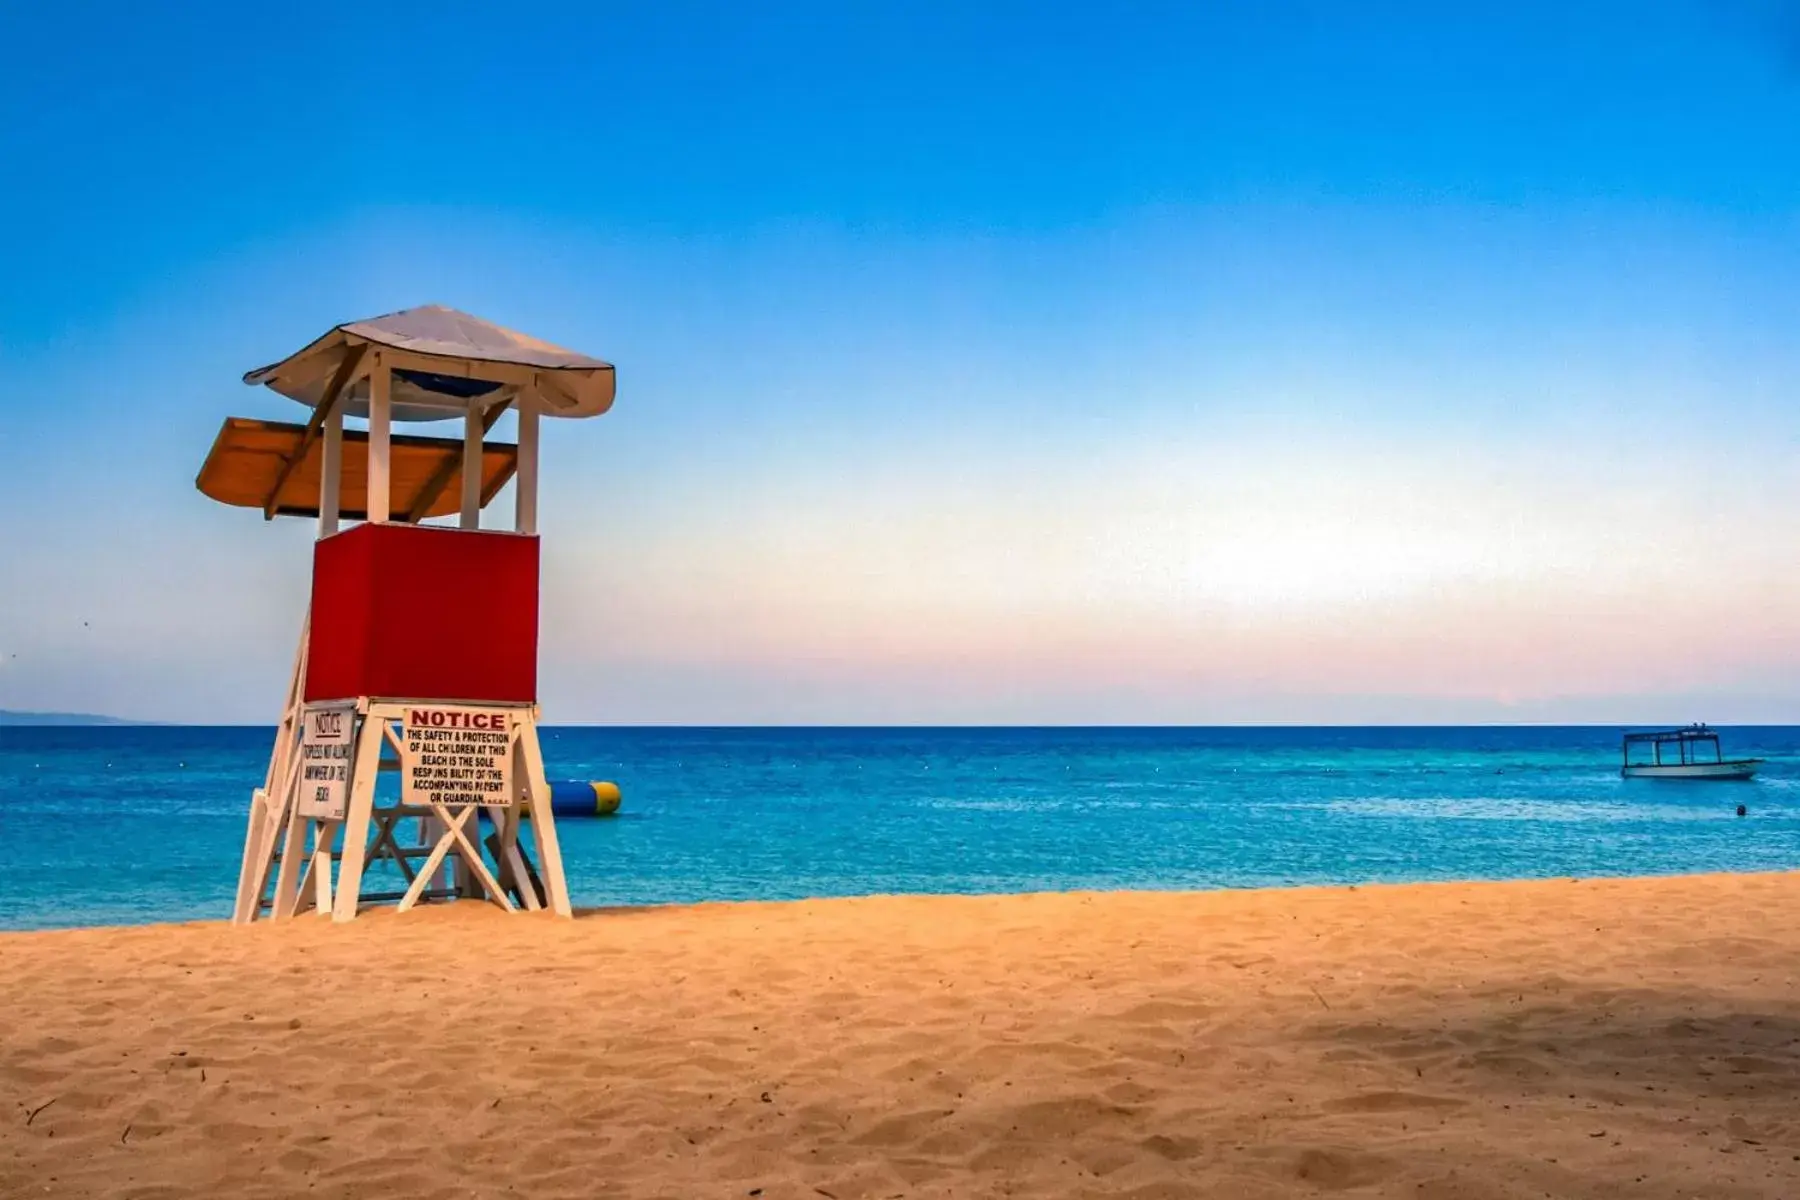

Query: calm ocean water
1;725;1797;931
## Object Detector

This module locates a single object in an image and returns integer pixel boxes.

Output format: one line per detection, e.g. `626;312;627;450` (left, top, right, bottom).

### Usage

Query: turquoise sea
1;726;1797;931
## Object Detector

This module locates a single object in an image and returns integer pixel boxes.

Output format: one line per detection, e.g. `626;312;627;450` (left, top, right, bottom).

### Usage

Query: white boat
1621;725;1761;780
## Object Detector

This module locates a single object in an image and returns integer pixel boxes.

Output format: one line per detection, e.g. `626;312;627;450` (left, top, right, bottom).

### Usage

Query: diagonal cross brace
397;802;515;914
263;343;368;519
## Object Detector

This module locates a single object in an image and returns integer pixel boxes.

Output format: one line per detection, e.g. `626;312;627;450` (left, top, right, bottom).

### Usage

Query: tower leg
237;724;303;922
234;607;309;924
332;713;386;923
289;820;335;917
232;789;271;924
284;819;337;917
517;718;572;918
269;794;310;919
312;822;337;915
490;805;543;911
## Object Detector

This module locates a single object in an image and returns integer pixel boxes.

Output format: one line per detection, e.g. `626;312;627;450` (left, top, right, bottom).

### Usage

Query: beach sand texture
3;872;1799;1198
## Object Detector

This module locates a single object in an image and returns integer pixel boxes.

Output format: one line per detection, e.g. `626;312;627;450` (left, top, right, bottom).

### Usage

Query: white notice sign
402;706;515;808
297;704;355;820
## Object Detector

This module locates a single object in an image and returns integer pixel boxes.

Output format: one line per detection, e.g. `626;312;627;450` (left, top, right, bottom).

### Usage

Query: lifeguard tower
196;305;615;923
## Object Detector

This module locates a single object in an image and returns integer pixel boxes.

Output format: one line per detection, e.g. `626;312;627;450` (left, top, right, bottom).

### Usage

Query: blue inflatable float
548;780;622;818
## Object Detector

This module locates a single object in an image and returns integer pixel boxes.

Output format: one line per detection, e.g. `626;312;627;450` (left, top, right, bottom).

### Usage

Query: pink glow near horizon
547;423;1800;714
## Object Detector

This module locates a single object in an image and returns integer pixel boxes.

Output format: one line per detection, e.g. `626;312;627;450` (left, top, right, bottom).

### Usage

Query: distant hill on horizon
0;710;148;727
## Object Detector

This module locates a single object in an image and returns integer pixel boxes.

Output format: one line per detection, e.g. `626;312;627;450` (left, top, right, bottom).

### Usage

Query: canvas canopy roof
243;304;616;423
196;417;517;521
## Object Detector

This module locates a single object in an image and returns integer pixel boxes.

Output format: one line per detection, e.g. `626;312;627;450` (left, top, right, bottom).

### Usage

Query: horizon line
8;720;1797;731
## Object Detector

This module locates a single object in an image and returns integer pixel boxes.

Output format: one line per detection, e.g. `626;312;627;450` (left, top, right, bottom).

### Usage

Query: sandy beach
3;872;1799;1198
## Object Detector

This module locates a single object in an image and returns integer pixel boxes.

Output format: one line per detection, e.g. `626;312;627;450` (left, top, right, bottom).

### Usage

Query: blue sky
2;2;1799;723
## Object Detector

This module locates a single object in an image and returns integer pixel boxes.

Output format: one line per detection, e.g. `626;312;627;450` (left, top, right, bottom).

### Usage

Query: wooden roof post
460;406;483;530
515;388;539;535
403;402;509;525
319;403;343;538
368;353;391;524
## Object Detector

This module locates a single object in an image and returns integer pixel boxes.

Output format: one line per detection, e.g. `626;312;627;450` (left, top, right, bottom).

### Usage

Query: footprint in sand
1293;1146;1399;1190
1140;1133;1202;1161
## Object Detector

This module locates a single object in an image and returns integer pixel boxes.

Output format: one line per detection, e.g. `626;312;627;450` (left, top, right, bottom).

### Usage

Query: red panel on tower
304;523;539;704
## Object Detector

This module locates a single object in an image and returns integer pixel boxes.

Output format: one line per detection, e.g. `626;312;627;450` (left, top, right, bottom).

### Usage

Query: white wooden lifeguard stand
196;306;615;923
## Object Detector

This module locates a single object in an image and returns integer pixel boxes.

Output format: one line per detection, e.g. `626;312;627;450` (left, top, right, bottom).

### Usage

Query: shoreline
2;865;1794;938
6;869;1800;1196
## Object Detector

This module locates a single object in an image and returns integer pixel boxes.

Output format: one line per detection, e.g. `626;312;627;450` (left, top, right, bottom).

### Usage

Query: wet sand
4;871;1800;1198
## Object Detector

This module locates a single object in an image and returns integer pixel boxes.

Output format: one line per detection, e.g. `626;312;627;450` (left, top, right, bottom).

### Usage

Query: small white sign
402;705;515;808
297;704;355;820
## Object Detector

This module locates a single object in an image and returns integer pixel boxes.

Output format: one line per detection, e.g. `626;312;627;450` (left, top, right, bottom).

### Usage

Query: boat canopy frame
1621;725;1726;768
